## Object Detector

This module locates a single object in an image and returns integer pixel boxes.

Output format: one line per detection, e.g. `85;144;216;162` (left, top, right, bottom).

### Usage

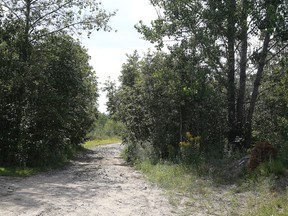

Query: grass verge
245;193;288;216
82;137;121;149
0;167;39;177
135;161;197;192
135;160;288;216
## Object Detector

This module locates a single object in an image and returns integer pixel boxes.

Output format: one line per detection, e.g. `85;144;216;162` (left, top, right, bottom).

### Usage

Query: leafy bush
256;160;286;176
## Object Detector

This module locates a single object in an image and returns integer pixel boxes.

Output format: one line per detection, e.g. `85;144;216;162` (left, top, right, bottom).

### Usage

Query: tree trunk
227;0;237;144
236;0;248;143
23;0;31;62
15;0;32;163
245;32;270;148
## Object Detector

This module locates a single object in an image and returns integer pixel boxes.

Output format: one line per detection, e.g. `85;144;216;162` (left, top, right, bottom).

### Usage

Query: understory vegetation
135;160;288;216
0;167;38;177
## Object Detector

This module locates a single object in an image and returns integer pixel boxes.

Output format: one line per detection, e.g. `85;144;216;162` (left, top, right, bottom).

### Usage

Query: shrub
248;141;278;170
256;160;286;176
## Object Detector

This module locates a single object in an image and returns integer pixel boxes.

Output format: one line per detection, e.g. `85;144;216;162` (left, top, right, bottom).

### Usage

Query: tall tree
236;0;249;143
0;33;98;166
244;0;286;146
227;0;237;144
0;0;115;61
136;0;288;149
0;0;114;166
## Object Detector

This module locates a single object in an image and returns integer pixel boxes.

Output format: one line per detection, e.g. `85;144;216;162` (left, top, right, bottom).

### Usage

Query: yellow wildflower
179;141;191;148
186;132;193;141
194;136;201;142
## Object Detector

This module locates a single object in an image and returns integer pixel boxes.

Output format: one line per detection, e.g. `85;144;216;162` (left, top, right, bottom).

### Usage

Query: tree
136;0;288;149
0;0;115;61
0;33;98;166
253;48;288;157
107;50;227;162
0;0;114;166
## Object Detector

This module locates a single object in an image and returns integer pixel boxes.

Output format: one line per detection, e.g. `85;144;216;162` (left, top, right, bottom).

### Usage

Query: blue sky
81;0;157;113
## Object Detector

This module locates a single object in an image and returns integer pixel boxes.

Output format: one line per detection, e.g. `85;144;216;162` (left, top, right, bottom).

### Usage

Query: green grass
135;161;218;215
0;167;39;177
245;194;288;216
82;137;121;149
135;161;199;193
135;160;288;215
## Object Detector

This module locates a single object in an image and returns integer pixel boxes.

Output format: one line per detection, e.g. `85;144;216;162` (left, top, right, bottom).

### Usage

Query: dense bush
0;34;98;167
106;51;227;163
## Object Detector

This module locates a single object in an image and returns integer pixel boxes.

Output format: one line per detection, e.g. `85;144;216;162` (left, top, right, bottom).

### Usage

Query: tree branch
31;0;73;29
265;43;288;64
0;2;21;20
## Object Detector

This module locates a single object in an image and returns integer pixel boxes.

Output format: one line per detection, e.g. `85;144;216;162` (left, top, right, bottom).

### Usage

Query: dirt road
0;144;175;216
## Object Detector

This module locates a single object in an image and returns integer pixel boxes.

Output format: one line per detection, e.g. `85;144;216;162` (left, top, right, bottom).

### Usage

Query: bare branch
31;0;73;29
265;43;288;64
0;2;21;20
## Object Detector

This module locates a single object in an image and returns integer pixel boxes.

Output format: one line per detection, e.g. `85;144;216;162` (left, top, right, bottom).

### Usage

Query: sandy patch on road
0;144;176;216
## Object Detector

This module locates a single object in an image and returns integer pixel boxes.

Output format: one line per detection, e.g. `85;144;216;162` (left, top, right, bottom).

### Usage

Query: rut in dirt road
0;143;176;216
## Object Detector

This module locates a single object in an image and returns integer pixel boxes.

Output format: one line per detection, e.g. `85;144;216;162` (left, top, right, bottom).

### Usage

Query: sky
81;0;158;113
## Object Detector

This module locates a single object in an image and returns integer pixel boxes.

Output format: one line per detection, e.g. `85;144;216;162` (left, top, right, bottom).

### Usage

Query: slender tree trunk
15;0;32;164
245;32;270;148
227;0;237;144
236;0;248;142
23;0;31;62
